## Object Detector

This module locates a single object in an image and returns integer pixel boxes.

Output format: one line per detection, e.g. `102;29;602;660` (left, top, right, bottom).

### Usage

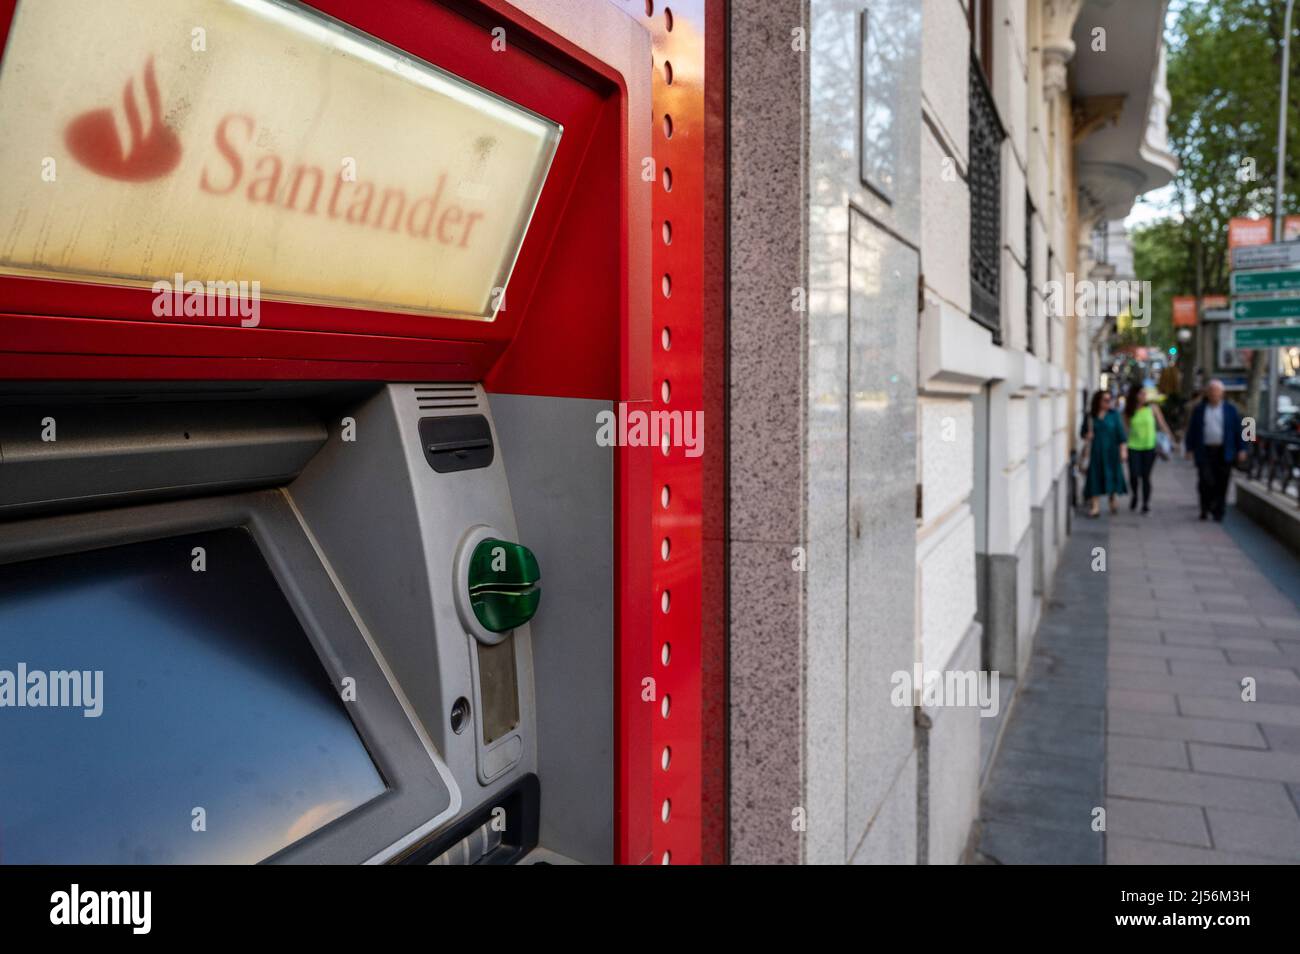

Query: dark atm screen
0;528;386;863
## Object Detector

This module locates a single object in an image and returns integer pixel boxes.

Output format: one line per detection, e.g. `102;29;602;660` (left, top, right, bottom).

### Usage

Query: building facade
728;0;1176;863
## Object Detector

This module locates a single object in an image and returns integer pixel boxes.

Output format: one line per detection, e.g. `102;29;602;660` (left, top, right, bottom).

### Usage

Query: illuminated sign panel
0;0;562;320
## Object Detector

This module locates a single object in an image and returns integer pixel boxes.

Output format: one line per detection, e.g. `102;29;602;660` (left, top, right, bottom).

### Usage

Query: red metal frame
0;0;629;400
639;0;725;866
0;0;722;865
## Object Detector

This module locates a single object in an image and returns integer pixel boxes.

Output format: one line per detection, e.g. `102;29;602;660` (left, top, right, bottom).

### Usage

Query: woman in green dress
1123;382;1175;514
1082;390;1128;517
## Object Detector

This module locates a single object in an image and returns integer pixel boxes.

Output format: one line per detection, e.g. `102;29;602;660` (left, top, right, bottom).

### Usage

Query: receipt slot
0;0;663;865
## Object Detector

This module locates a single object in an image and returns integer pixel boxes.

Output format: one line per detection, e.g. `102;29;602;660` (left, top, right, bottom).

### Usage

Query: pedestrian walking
1123;382;1175;514
1080;390;1128;518
1184;378;1248;522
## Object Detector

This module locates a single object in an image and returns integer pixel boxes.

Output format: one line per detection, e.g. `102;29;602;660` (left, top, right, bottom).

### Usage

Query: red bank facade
0;0;725;865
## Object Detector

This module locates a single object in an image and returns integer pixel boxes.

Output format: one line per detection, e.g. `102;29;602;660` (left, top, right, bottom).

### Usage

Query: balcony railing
969;59;1005;343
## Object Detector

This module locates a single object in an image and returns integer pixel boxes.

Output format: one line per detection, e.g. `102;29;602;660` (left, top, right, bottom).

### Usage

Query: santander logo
65;57;181;182
57;54;488;252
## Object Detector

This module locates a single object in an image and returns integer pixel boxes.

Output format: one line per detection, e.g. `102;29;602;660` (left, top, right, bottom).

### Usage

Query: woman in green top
1123;382;1175;514
1082;390;1128;517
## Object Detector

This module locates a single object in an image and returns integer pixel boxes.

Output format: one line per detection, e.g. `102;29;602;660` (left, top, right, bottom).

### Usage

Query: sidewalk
976;457;1300;863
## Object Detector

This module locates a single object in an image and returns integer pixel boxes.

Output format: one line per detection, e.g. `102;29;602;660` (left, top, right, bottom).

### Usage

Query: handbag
1156;431;1172;461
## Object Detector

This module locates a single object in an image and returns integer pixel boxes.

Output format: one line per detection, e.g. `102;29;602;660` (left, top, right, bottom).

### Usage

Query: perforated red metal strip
615;0;724;866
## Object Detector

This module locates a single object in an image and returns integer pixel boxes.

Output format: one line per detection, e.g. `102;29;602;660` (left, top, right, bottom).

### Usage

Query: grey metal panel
0;402;326;517
0;490;457;864
489;393;614;865
287;385;535;836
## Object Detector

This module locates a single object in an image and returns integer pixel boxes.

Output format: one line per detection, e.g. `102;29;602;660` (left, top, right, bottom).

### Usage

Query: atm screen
0;528;386;864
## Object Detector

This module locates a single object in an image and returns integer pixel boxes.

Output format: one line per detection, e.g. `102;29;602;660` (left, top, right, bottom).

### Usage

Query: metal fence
1244;431;1300;505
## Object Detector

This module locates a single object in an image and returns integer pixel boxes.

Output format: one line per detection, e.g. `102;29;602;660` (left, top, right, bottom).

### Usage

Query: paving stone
1017;673;1107;706
1260;724;1300;754
1205;808;1300;860
1167;659;1300;685
1114;642;1227;663
1162;631;1224;647
985;746;1103;795
1107;835;1285;865
1018;680;1107;710
1108;763;1298;816
1188;743;1300;783
1106;735;1189;769
1109;709;1267;746
1224;650;1300;669
1109;669;1300;704
1261;616;1300;631
1107;628;1164;645
1107;689;1178;714
981;780;1101;833
1105;797;1210;846
1000;716;1104;761
1108;654;1170;673
1176;693;1300;727
1110;604;1158;621
979;819;1103;865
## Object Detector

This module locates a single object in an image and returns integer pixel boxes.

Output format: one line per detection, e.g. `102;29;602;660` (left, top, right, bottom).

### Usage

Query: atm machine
0;0;660;864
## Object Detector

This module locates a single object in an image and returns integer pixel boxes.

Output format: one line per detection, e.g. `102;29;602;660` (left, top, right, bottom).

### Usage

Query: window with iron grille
1026;194;1035;355
969;59;1005;341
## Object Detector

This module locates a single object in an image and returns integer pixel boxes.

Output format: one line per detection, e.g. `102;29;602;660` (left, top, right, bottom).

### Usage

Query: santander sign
197;114;486;249
66;57;487;250
0;0;560;319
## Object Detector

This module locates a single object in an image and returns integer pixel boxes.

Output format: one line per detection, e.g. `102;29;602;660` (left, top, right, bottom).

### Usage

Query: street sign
1232;297;1300;321
1203;308;1233;322
1231;242;1300;271
1233;324;1300;347
1230;268;1300;295
1173;295;1198;327
1229;217;1274;248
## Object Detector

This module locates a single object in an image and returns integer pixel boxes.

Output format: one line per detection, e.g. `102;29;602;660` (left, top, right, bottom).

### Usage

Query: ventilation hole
660;694;671;717
665;7;674;31
663;114;673;139
661;379;671;403
662;167;673;192
660;431;670;455
661;850;671;865
661;746;671;770
664;60;674;85
662;220;673;245
645;0;653;15
662;327;672;350
661;485;671;509
661;799;671;823
660;537;671;561
661;273;672;298
661;641;671;665
661;590;670;613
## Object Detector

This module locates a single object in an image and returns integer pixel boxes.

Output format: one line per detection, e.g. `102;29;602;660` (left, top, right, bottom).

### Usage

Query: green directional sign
1231;268;1300;295
1232;297;1300;321
1233;324;1300;347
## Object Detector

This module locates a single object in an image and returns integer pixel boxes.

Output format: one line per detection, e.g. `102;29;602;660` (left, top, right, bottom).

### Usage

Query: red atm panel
0;0;720;865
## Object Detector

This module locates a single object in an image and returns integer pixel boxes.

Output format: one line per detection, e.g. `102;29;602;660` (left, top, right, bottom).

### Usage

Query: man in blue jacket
1184;379;1248;521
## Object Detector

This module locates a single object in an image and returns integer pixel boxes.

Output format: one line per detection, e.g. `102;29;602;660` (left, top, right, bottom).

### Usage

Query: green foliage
1130;219;1188;350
